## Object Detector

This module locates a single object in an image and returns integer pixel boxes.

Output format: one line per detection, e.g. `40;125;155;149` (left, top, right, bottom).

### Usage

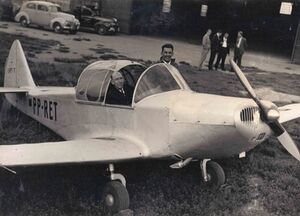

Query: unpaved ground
0;24;299;216
1;21;300;103
1;21;300;74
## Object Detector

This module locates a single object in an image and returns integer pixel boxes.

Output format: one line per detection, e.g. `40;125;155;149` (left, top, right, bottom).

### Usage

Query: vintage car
73;6;120;35
15;1;80;34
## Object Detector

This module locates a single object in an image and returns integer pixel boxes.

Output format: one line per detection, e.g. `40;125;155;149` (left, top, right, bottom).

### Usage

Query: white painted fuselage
6;88;272;160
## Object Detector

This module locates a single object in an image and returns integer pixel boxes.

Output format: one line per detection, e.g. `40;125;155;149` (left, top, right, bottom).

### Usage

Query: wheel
205;161;225;189
96;25;107;35
20;17;28;27
53;22;62;33
102;181;129;214
69;30;78;35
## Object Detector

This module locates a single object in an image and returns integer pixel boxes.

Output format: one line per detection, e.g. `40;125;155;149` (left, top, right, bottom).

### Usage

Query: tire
102;181;129;214
20;17;28;27
96;25;107;35
53;22;62;33
205;161;225;189
69;30;78;35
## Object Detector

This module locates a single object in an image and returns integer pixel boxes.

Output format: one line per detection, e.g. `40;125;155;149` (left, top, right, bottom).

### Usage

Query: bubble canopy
75;60;190;106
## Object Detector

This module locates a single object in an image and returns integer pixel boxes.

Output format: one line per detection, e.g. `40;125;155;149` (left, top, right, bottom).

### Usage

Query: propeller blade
230;59;268;119
230;59;300;161
230;59;258;101
267;120;285;136
277;130;300;161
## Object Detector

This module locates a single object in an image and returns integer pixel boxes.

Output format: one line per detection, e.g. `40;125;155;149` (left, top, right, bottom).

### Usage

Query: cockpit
75;60;189;106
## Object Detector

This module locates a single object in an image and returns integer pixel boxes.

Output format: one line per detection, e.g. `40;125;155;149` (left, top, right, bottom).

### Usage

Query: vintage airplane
0;40;300;213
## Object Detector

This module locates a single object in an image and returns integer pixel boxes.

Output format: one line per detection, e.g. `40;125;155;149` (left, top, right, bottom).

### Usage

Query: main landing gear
102;164;129;214
200;159;225;189
170;158;226;189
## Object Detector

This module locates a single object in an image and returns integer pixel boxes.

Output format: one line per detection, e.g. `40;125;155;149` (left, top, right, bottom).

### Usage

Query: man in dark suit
234;31;247;67
208;30;222;70
215;32;230;71
106;71;134;105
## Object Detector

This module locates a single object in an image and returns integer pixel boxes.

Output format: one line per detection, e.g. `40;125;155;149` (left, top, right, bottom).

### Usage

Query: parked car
15;1;80;34
73;6;119;35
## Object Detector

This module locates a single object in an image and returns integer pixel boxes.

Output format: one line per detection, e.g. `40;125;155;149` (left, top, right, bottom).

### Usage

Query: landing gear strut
200;159;225;189
102;164;129;214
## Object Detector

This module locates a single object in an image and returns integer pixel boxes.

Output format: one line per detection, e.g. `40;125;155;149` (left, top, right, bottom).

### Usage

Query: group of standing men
199;29;247;71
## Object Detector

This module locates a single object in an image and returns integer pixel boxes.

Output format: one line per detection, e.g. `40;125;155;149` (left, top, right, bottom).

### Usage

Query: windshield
134;64;181;103
49;5;62;12
82;8;94;16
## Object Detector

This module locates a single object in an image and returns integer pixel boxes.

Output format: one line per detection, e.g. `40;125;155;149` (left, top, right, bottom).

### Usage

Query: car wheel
96;25;107;35
20;17;28;27
53;23;62;33
69;30;77;35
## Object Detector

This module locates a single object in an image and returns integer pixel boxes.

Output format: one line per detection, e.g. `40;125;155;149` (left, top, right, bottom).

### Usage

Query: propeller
230;59;300;161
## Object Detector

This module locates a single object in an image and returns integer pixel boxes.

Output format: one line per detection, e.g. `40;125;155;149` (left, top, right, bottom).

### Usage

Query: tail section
4;40;36;88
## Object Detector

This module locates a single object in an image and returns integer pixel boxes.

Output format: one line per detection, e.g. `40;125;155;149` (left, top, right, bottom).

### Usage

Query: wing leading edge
0;87;29;93
279;103;300;123
0;138;146;166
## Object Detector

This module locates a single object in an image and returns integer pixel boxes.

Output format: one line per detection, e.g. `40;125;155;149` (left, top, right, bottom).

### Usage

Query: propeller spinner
230;59;300;161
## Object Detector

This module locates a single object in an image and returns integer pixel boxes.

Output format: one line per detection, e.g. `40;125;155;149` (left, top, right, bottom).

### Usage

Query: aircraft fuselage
5;88;272;160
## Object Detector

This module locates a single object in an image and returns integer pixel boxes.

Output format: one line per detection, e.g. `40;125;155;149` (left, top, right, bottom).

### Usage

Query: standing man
160;43;177;67
234;31;247;67
215;32;230;71
208;30;222;70
198;29;212;70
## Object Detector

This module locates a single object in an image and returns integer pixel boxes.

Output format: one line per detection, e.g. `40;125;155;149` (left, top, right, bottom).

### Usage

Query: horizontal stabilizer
279;103;300;123
0;87;29;93
0;138;146;166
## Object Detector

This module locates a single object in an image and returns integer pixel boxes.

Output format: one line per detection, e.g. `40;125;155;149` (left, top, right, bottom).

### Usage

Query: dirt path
1;21;300;75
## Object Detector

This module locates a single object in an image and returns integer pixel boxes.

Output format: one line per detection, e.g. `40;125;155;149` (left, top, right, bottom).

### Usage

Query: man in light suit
198;29;211;70
234;31;247;67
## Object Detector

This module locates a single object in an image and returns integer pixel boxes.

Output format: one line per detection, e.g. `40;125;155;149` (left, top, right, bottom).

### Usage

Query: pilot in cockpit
106;71;134;105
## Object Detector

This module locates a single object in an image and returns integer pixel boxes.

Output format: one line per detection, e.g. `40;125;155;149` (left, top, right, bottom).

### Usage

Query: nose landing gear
200;159;225;189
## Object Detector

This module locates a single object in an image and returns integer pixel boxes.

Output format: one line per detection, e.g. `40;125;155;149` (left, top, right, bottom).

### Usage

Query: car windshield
82;8;95;16
49;5;62;12
134;64;181;103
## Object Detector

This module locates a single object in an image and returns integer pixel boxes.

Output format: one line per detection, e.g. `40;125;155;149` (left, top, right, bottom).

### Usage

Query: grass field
0;31;299;216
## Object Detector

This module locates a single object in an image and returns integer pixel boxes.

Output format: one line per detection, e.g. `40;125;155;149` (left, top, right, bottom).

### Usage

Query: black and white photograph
0;0;299;215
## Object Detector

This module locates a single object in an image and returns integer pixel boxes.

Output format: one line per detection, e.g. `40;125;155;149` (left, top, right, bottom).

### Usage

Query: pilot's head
161;43;174;63
111;71;124;90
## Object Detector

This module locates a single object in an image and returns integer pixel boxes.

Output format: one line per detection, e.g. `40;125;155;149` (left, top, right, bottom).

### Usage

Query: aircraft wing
0;138;146;166
0;87;29;93
279;103;300;123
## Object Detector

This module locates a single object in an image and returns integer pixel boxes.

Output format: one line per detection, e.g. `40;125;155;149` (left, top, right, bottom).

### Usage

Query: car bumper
63;23;80;30
108;26;120;33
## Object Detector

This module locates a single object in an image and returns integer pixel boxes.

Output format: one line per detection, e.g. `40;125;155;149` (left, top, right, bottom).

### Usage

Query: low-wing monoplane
1;40;300;213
